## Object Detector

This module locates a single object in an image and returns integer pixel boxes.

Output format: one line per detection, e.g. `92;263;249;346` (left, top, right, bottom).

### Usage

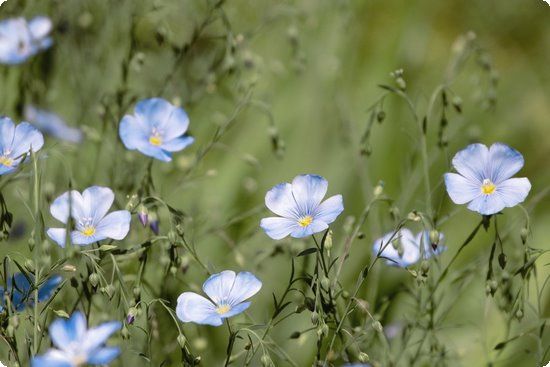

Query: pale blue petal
50;312;87;351
81;186;115;224
28;16;52;39
226;272;262;306
496;177;531;208
0;165;17;175
87;347;120;365
488;143;525;184
415;231;446;258
290;219;328;238
220;301;250;319
313;195;344;224
291;174;328;214
71;230;104;246
11;122;44;158
467;194;505;216
161;136;194;152
135;142;172;161
119;115;149;150
83;321;121;352
444;173;480;204
11;273;32;310
451;143;488;183
49;190;87;224
176;292;221;326
32;351;72;367
24;106;83;143
135;98;172;126
161;106;190;141
373;229;418;267
260;217;298;240
265;182;299;218
47;228;68;247
0;117;15;151
203;271;236;304
94;210;131;240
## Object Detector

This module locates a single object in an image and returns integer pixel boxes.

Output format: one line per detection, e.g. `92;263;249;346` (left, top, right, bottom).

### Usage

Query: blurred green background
1;0;549;366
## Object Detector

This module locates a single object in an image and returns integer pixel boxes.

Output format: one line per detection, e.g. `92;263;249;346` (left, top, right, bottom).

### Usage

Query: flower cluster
0;16;52;65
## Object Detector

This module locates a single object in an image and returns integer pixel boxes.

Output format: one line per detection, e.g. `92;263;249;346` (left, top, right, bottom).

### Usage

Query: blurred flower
372;229;445;267
47;186;131;247
0;16;53;65
260;174;344;239
32;312;121;367
119;98;194;161
0;273;62;312
176;270;262;326
444;143;531;216
24;105;83;143
0;116;44;175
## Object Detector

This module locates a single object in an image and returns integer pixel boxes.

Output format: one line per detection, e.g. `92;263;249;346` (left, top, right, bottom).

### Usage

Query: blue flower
119;98;194;161
176;270;262;326
260;174;344;239
0;273;62;312
32;312;121;367
0;116;44;175
25;105;83;143
444;143;531;216
46;186;131;247
373;229;445;267
0;17;53;65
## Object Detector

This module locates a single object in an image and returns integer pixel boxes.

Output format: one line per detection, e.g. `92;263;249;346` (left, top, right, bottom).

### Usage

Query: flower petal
451;143;488;183
265;182;299;218
260;217;298;240
32;350;72;367
313;195;344;224
82;186;115;224
50;312;87;351
11;122;44;158
466;194;505;216
119;115;149;150
226;272;262;306
28;16;52;39
203;270;236;304
488;143;525;183
161;136;194;152
135;98;172;126
291;174;328;214
290;219;328;238
37;275;62;302
86;347;120;365
162;106;190;141
373;229;419;267
496;177;531;208
176;292;221;326
49;190;87;224
83;321;121;352
95;210;131;240
444;173;480;204
220;301;251;319
47;228;68;247
0;117;15;152
70;230;104;246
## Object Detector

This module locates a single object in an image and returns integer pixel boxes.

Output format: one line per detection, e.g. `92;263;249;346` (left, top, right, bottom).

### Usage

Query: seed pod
89;273;99;288
311;311;319;325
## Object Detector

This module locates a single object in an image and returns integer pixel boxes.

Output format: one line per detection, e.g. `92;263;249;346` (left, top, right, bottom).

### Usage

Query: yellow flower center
149;135;162;146
481;179;496;195
216;304;231;315
82;226;96;237
0;156;13;167
297;215;313;227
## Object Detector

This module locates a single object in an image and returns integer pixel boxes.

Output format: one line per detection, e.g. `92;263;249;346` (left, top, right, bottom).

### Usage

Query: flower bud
377;110;386;123
133;287;141;300
429;229;440;249
515;309;523;320
321;277;330;290
168;230;177;244
373;181;384;197
261;354;273;367
177;334;187;348
24;259;35;272
407;211;421;222
372;321;383;333
89;273;100;288
125;194;139;211
452;96;462;113
150;219;160;235
311;311;319;325
359;352;370;363
324;230;333;251
520;227;529;244
138;205;148;227
62;264;77;272
420;260;430;275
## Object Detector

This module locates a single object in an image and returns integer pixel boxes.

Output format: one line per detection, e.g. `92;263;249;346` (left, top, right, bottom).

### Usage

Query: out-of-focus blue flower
0;273;62;312
0;116;44;175
32;312;121;367
373;229;445;267
47;186;131;247
444;143;531;216
0;16;53;65
260;174;344;240
25;105;83;143
176;270;262;326
119;98;194;161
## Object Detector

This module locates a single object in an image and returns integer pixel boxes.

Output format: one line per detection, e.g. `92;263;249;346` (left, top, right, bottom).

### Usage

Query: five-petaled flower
176;270;262;326
444;143;531;216
25;105;83;144
0;273;62;312
260;174;344;239
47;186;131;247
32;312;121;367
119;98;194;161
373;229;445;268
0;116;44;175
0;16;53;65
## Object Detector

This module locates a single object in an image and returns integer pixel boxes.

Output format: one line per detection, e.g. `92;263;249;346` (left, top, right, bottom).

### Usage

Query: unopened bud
138;206;148;227
407;211;421;222
324;230;333;251
311;311;319;325
429;229;440;249
359;352;370;363
177;334;187;348
377;110;386;123
150;219;160;235
321;277;330;290
452;96;462;113
373;181;384;197
372;321;383;333
62;264;77;272
515;309;523;320
420;260;430;275
89;273;99;288
133;287;141;300
520;227;529;244
168;230;177;244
